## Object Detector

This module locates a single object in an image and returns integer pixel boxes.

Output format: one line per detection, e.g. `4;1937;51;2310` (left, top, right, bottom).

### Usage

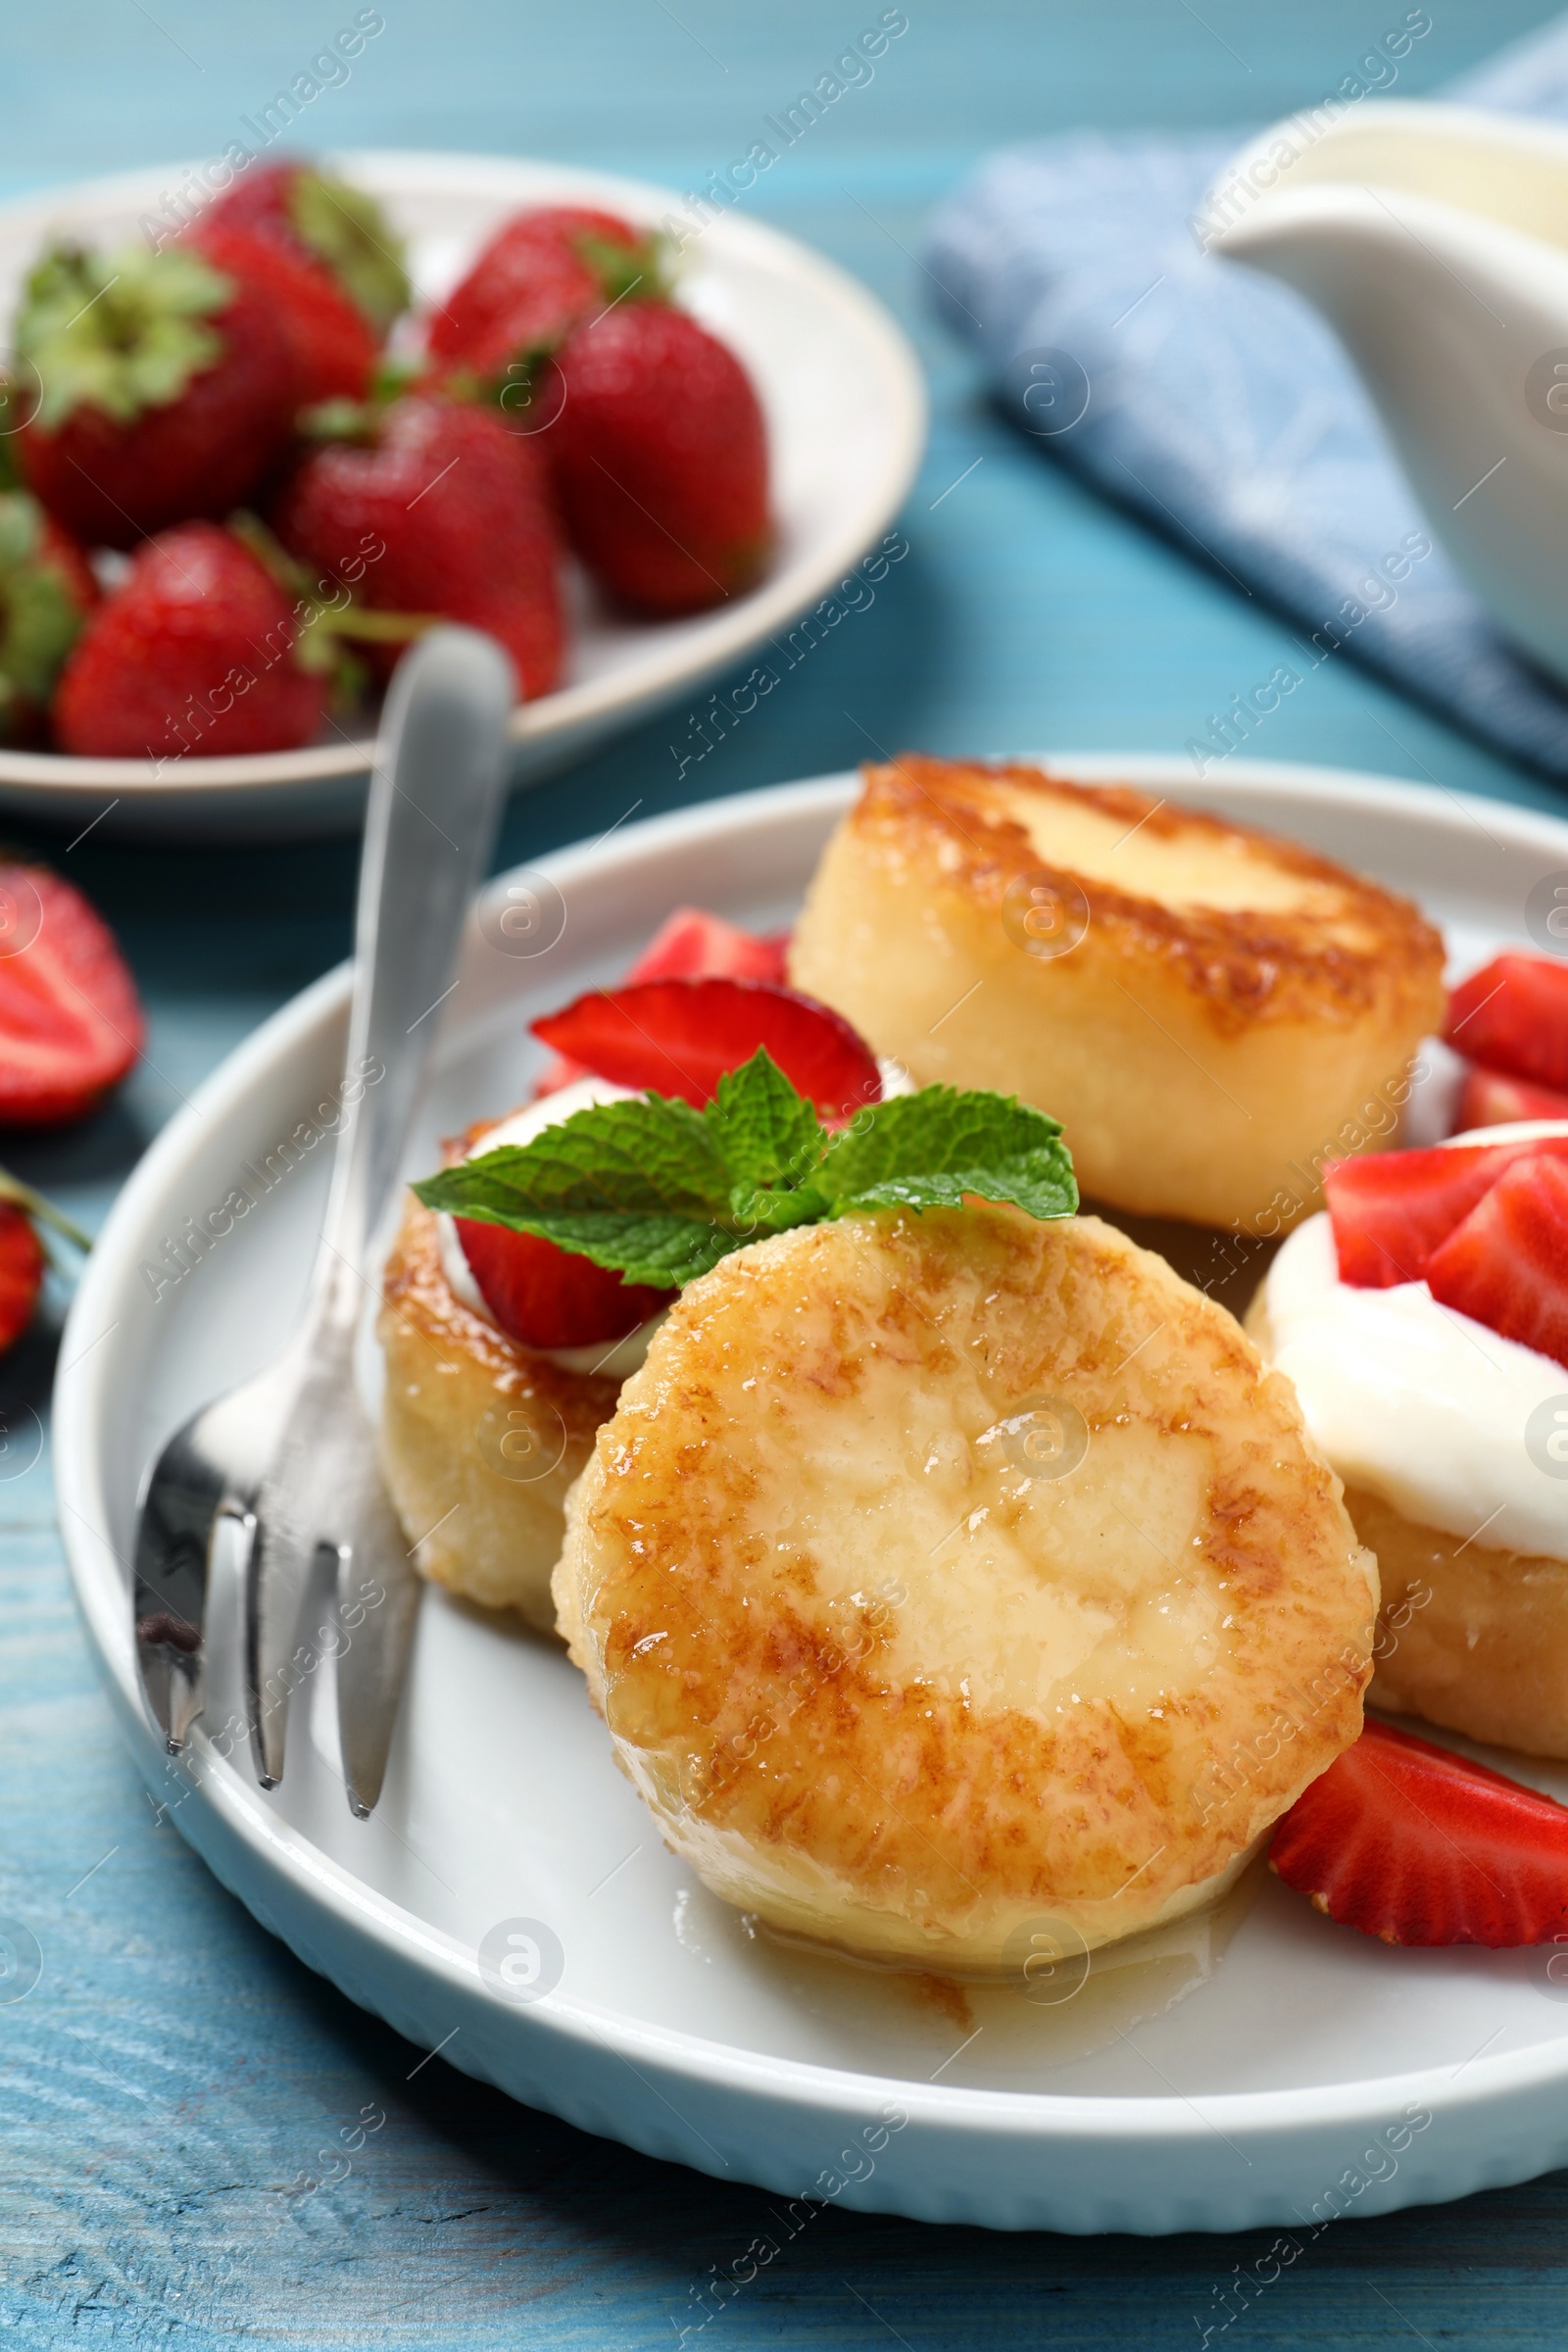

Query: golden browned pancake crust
378;1186;619;1632
555;1203;1377;1967
788;757;1446;1229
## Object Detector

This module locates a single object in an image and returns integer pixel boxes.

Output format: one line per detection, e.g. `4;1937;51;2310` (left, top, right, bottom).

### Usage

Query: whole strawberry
0;491;96;744
544;306;770;614
433;239;603;417
272;396;564;700
0;863;144;1124
53;521;325;760
15;242;296;547
190;222;376;408
428;205;667;403
199;161;410;339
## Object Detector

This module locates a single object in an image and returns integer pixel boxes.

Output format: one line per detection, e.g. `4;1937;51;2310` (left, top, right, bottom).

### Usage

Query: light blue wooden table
7;3;1568;2341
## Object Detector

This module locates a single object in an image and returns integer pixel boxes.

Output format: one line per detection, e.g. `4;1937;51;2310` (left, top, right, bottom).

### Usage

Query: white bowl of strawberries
0;151;925;836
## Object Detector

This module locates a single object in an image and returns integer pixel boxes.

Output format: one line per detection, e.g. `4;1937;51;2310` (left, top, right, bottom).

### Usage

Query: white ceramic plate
53;758;1568;2234
0;153;924;838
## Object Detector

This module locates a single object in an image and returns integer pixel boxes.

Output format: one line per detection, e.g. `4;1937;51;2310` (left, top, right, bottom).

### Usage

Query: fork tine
246;1411;333;1786
334;1499;422;1817
132;1420;223;1753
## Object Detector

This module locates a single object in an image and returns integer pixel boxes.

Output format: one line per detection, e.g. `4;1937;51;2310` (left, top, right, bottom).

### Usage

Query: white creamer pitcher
1207;102;1568;689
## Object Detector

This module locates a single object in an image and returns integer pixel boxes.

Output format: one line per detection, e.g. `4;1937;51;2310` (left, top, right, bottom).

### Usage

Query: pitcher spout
1207;102;1568;690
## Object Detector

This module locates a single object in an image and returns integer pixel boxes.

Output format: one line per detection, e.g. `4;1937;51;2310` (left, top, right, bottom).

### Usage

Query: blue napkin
926;15;1568;777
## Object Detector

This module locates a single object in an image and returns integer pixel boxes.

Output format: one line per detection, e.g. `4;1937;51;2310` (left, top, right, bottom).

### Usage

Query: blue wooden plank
6;2;1568;2343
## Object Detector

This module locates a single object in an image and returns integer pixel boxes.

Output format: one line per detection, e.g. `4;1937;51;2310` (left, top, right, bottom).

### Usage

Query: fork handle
318;627;514;1297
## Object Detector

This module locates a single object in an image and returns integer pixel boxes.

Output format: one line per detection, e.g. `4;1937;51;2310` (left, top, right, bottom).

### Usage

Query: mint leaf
414;1056;1078;1298
708;1051;826;1189
414;1092;750;1290
726;1179;829;1231
415;1093;728;1223
818;1088;1078;1221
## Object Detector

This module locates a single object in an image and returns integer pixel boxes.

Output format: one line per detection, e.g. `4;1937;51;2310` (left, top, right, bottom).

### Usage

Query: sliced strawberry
0;864;143;1125
1324;1138;1568;1288
1271;1715;1568;1946
1453;1062;1568;1133
1426;1151;1568;1368
0;1201;44;1351
533;911;789;1100
625;907;788;987
1446;954;1568;1092
455;1215;670;1350
531;977;881;1120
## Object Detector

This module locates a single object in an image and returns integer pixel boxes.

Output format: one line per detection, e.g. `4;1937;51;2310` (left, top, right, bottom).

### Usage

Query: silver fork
132;627;514;1814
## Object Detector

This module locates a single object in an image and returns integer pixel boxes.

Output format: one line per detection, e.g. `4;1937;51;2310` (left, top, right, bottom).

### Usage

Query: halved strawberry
531;977;880;1120
533;910;791;1099
0;1200;44;1351
0;864;143;1125
1271;1715;1568;1946
1453;1062;1568;1133
1426;1151;1568;1368
1446;954;1568;1092
626;907;788;987
1323;1138;1568;1288
454;1215;670;1350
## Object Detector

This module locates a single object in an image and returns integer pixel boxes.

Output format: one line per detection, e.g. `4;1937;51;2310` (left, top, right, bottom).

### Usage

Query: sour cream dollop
1263;1207;1568;1562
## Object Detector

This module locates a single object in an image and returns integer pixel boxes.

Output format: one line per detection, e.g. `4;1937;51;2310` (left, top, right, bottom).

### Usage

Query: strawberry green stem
228;511;430;638
0;1168;91;1252
314;608;436;645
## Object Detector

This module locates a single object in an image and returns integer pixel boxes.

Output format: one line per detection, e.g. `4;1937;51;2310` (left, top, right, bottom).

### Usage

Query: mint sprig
414;1051;1078;1293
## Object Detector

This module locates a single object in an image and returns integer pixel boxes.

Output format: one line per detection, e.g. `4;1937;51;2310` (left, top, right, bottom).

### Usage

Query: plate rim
0;150;927;803
52;754;1568;2162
